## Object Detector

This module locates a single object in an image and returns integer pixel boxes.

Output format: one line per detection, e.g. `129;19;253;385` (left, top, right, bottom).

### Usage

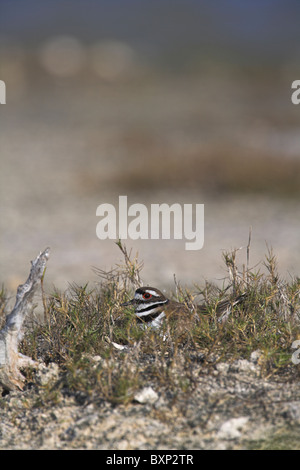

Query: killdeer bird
122;287;189;330
122;286;246;330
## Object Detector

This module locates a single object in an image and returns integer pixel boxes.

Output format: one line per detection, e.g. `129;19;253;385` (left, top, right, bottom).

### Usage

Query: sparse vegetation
14;242;300;408
1;242;300;449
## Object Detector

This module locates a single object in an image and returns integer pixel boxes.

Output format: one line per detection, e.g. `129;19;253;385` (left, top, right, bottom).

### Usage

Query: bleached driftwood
0;248;50;391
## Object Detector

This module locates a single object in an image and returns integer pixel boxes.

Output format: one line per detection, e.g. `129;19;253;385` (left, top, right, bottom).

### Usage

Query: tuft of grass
16;241;300;406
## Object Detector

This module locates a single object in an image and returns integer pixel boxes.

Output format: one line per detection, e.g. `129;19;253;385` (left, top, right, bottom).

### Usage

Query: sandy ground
1;358;300;450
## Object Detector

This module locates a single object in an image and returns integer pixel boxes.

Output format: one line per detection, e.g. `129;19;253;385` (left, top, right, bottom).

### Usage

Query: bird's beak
121;298;135;307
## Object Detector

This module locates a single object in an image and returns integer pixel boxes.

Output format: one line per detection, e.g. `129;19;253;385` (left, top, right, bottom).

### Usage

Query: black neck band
136;310;164;323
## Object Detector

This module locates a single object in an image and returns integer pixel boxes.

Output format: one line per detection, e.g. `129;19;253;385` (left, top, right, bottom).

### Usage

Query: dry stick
247;226;252;284
0;247;50;391
115;239;143;288
41;265;49;325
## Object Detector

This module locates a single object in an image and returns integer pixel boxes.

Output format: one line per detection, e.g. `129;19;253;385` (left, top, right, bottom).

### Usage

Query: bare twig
41;265;49;324
115;240;143;288
247;226;252;277
0;247;50;391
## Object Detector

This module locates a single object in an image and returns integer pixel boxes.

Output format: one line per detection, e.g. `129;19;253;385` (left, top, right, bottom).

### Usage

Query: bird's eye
143;292;152;299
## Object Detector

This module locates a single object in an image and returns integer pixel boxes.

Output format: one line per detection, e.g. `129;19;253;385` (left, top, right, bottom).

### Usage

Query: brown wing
196;293;247;322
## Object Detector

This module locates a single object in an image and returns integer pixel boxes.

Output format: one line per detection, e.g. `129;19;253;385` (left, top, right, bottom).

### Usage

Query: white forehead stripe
137;289;160;297
145;289;161;297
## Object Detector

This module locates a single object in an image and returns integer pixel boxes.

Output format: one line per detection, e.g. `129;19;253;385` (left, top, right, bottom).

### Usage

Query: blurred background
1;0;300;294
